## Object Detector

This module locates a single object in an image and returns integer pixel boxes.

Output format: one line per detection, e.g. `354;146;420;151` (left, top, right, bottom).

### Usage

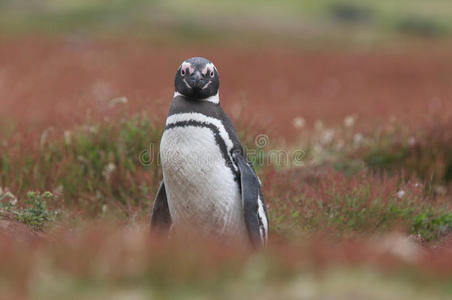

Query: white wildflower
103;163;116;181
396;190;406;199
64;130;72;145
9;197;17;206
344;115;356;128
321;129;335;145
353;133;364;145
84;126;98;134
109;96;128;108
40;127;54;149
292;117;306;129
313;144;323;154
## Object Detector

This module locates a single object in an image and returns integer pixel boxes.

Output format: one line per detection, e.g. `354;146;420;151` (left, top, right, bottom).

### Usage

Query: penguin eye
181;68;186;76
209;70;214;78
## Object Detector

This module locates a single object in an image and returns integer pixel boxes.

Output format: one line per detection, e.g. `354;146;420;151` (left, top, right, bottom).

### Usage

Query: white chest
160;125;246;239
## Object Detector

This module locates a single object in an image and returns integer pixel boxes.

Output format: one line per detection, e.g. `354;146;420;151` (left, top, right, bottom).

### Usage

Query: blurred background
0;1;451;299
1;0;451;138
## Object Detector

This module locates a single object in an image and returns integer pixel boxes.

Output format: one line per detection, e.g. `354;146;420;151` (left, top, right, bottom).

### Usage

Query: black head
175;57;220;99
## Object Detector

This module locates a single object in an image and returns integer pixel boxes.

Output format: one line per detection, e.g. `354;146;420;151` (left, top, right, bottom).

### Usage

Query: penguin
151;57;268;248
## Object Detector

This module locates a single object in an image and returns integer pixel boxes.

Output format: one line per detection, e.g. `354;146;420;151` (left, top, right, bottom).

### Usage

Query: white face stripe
202;62;216;76
182;78;191;89
181;62;195;74
202;81;211;89
166;112;237;172
173;91;220;104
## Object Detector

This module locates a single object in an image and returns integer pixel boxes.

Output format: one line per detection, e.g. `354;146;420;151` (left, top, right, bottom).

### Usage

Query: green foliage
364;148;409;170
361;119;452;184
412;212;452;242
0;191;58;230
0;113;163;214
257;116;452;242
296;115;452;185
267;168;451;242
328;2;374;24
395;16;446;37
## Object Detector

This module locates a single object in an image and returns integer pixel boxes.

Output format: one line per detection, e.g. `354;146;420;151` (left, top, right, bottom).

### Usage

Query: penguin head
175;57;220;100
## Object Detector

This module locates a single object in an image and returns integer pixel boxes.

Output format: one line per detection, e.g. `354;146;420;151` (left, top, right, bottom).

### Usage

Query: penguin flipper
235;154;269;248
150;181;172;235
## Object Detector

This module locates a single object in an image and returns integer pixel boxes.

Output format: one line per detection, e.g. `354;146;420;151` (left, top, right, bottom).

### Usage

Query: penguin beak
189;71;203;89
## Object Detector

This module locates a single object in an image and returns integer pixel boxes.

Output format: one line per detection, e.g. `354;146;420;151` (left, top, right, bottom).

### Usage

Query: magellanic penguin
151;57;269;248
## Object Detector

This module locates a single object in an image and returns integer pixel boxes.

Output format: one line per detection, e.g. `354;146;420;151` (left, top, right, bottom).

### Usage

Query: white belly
160;125;247;241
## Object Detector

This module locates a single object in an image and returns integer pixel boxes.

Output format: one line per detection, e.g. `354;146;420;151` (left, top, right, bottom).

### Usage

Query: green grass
1;0;452;41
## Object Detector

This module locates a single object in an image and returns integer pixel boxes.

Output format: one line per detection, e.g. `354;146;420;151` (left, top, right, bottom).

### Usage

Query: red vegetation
0;222;451;299
0;37;451;141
